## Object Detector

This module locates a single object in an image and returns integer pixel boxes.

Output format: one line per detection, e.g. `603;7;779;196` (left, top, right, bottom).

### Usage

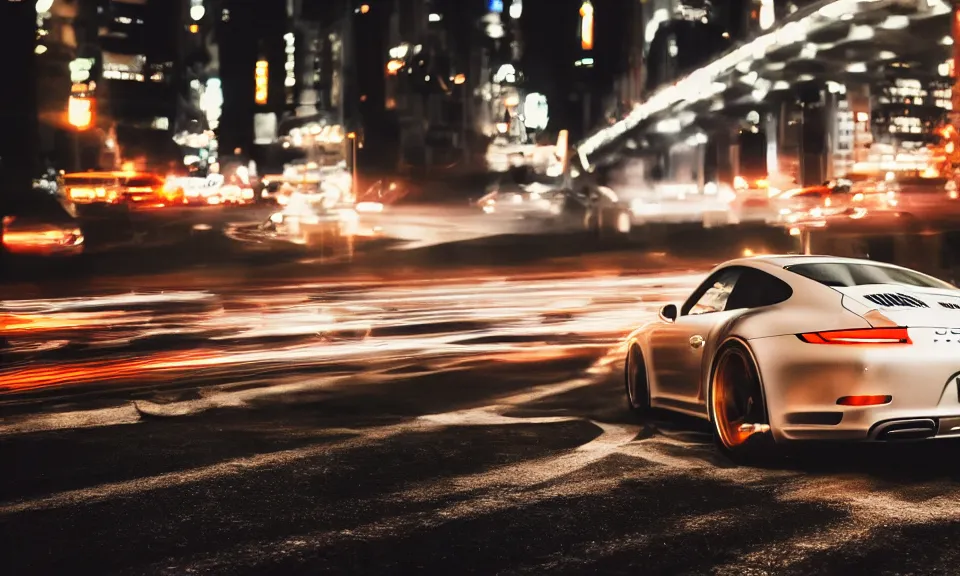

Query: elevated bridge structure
576;0;954;190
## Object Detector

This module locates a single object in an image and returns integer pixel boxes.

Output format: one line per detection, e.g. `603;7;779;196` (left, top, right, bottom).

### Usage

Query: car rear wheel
625;345;650;415
710;341;772;461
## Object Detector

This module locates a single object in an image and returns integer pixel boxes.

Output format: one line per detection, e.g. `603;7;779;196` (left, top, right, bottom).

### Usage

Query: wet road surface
5;269;960;574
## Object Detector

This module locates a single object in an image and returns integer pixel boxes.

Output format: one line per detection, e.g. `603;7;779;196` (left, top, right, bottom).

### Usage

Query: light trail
0;271;704;396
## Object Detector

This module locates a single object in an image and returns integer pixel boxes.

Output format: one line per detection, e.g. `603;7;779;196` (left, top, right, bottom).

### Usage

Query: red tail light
837;395;892;406
797;327;911;345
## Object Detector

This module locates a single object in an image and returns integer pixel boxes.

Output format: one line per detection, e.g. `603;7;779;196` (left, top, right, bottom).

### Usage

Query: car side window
725;268;793;310
683;268;742;316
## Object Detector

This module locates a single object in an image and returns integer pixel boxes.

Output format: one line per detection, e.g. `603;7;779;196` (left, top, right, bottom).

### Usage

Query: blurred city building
382;0;484;173
211;0;357;180
32;0;189;172
0;0;40;202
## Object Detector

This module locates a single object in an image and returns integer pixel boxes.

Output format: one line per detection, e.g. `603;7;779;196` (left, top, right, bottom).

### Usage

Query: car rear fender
735;293;872;341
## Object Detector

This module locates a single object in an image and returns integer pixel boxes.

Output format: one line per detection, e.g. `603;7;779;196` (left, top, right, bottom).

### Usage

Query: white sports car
624;255;960;459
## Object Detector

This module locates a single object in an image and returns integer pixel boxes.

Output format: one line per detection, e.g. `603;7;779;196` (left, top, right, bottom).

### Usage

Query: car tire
625;344;651;415
708;339;773;463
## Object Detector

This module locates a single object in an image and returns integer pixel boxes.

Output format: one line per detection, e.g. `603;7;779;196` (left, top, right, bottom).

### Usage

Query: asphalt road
6;267;960;574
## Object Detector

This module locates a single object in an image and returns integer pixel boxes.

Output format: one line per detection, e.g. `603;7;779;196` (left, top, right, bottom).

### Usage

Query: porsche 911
624;255;960;459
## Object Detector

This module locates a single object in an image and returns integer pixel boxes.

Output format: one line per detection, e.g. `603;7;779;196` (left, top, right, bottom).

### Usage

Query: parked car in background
62;171;182;208
2;183;84;256
771;175;897;224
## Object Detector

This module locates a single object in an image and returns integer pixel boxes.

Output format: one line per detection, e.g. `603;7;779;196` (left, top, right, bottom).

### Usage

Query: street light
347;132;358;199
68;96;93;171
254;60;268;104
386;59;404;74
68;96;93;130
580;1;594;51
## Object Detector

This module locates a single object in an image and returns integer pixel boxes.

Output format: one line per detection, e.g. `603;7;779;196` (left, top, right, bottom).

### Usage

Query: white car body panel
627;255;960;443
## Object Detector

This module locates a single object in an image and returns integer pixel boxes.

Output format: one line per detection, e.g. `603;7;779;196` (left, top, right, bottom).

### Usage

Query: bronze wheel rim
712;347;762;449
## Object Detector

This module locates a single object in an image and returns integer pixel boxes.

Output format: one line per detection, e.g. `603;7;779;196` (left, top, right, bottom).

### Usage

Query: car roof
64;171;159;178
724;254;905;270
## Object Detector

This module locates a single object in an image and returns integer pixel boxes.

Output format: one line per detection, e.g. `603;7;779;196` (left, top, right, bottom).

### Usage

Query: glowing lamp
68;96;93;130
580;1;594;51
254;60;268;104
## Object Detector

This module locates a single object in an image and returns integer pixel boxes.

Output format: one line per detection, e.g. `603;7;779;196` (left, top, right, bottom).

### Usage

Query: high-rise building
98;0;184;167
217;0;262;159
612;0;645;114
27;0;189;172
0;0;39;205
385;0;477;170
643;1;730;91
270;0;354;174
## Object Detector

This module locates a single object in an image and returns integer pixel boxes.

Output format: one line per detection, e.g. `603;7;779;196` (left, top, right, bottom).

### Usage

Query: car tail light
797;327;911;345
837;395;892;406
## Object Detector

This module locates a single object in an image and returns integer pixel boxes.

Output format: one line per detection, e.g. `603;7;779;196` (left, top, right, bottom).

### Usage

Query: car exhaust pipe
872;419;937;441
738;423;770;435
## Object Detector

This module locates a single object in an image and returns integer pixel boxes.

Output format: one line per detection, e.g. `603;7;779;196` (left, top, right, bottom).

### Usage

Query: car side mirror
659;304;678;323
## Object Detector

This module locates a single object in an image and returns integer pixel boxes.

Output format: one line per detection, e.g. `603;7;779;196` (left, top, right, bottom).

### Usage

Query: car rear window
785;262;954;289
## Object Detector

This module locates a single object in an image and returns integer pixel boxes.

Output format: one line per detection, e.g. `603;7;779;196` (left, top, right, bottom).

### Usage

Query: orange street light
580;1;594;51
68;96;93;130
254;60;268;104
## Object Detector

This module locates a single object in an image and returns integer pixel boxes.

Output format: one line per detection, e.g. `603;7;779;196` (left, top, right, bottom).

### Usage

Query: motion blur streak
0;376;616;516
0;272;703;395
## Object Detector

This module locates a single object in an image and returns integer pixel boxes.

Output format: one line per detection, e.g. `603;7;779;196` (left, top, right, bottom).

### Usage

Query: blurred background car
63;171;181;208
772;175;897;224
476;166;572;223
2;182;84;256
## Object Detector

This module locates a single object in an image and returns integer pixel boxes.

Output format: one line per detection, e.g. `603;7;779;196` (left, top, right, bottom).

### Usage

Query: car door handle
689;335;704;349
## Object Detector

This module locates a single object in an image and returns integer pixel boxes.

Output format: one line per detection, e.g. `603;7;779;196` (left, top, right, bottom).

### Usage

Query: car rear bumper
750;333;960;442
